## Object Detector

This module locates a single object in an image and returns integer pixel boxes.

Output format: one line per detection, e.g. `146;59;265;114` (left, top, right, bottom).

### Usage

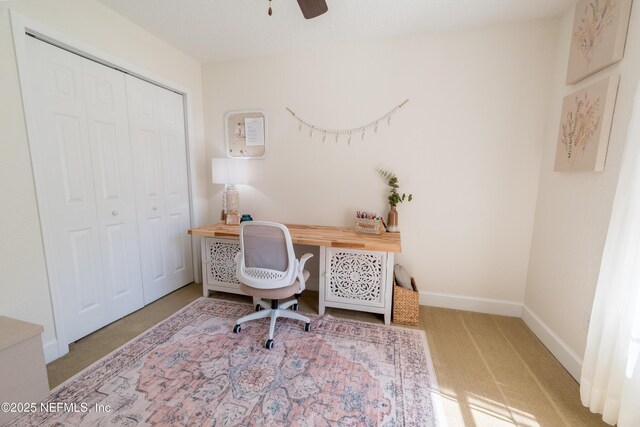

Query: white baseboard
522;305;582;382
43;339;60;363
420;291;523;317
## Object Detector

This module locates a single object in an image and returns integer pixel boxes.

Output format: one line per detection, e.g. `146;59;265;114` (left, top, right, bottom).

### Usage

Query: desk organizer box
392;277;419;326
355;218;385;235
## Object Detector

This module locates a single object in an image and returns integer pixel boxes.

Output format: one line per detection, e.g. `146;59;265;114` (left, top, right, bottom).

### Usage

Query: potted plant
379;169;412;232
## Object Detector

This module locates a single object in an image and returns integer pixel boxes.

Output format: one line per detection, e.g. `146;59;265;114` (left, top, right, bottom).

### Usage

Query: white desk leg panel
384;252;394;325
201;238;208;297
319;246;393;325
319;247;327;316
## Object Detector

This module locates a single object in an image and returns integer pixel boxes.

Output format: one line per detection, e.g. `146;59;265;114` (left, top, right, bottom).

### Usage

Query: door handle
153;206;159;211
112;210;119;216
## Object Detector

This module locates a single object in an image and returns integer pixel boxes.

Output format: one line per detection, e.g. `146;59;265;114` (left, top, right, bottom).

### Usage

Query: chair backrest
236;221;297;289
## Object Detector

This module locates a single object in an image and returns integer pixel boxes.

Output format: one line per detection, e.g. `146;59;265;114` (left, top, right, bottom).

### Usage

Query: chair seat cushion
240;270;310;300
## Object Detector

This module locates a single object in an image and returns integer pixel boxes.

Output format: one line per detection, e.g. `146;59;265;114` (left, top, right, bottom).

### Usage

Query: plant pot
387;206;399;232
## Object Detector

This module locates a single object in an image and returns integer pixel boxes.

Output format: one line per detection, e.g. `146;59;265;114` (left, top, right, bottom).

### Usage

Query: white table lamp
212;158;249;221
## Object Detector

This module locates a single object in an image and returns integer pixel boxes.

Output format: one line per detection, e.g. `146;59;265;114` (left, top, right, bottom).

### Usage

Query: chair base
234;298;310;349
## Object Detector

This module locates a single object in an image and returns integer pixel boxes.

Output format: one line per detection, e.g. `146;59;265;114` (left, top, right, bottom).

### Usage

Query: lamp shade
211;158;249;185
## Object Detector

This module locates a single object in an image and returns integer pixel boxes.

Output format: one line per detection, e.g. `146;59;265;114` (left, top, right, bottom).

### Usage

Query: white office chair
232;221;313;349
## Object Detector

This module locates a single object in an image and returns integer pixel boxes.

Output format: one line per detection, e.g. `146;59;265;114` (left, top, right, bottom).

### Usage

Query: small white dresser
0;317;49;425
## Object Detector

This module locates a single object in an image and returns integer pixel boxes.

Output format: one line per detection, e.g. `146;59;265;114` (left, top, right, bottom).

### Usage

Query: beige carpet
47;283;606;426
422;308;606;427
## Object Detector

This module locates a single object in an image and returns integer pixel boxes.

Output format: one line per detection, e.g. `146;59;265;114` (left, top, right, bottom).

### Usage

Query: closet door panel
158;90;192;281
149;216;167;280
126;76;169;303
25;38;108;342
82;59;144;319
141;130;165;206
126;75;192;304
68;228;103;314
103;223;133;297
167;212;187;272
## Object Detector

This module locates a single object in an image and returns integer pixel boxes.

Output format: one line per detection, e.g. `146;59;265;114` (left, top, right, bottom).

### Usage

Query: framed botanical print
554;75;620;172
566;0;632;84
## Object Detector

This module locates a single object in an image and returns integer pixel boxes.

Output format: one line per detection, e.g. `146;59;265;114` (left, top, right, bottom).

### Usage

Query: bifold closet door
125;75;193;304
24;37;144;343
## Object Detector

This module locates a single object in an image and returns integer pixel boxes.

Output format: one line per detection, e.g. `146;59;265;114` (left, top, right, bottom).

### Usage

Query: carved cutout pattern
329;252;382;302
208;240;241;285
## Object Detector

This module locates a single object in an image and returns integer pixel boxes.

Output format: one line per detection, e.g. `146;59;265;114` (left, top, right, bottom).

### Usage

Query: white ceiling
97;0;573;63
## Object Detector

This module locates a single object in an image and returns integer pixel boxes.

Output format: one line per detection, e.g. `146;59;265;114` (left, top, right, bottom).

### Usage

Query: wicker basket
392;277;419;326
355;218;385;235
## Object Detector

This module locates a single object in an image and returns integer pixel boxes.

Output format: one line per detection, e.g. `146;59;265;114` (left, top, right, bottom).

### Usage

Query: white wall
0;0;206;361
524;4;640;380
202;18;559;312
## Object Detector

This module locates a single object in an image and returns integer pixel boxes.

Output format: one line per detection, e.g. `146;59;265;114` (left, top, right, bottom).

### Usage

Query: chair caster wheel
265;339;274;349
292;303;299;311
233;325;241;333
255;304;263;312
304;323;311;332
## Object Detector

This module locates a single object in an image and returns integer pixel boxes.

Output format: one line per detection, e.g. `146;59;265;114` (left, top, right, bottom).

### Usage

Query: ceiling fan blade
297;0;328;19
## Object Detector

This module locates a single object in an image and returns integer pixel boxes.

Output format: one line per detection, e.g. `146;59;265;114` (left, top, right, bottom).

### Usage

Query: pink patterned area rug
11;298;444;426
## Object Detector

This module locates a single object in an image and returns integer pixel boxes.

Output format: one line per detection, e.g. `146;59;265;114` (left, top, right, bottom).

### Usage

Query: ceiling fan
267;0;328;19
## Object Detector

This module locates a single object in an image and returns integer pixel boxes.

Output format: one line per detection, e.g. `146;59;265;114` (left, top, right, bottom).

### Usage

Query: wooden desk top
189;223;401;253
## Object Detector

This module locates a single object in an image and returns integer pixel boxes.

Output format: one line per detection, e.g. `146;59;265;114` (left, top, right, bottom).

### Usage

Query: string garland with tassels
286;99;409;144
